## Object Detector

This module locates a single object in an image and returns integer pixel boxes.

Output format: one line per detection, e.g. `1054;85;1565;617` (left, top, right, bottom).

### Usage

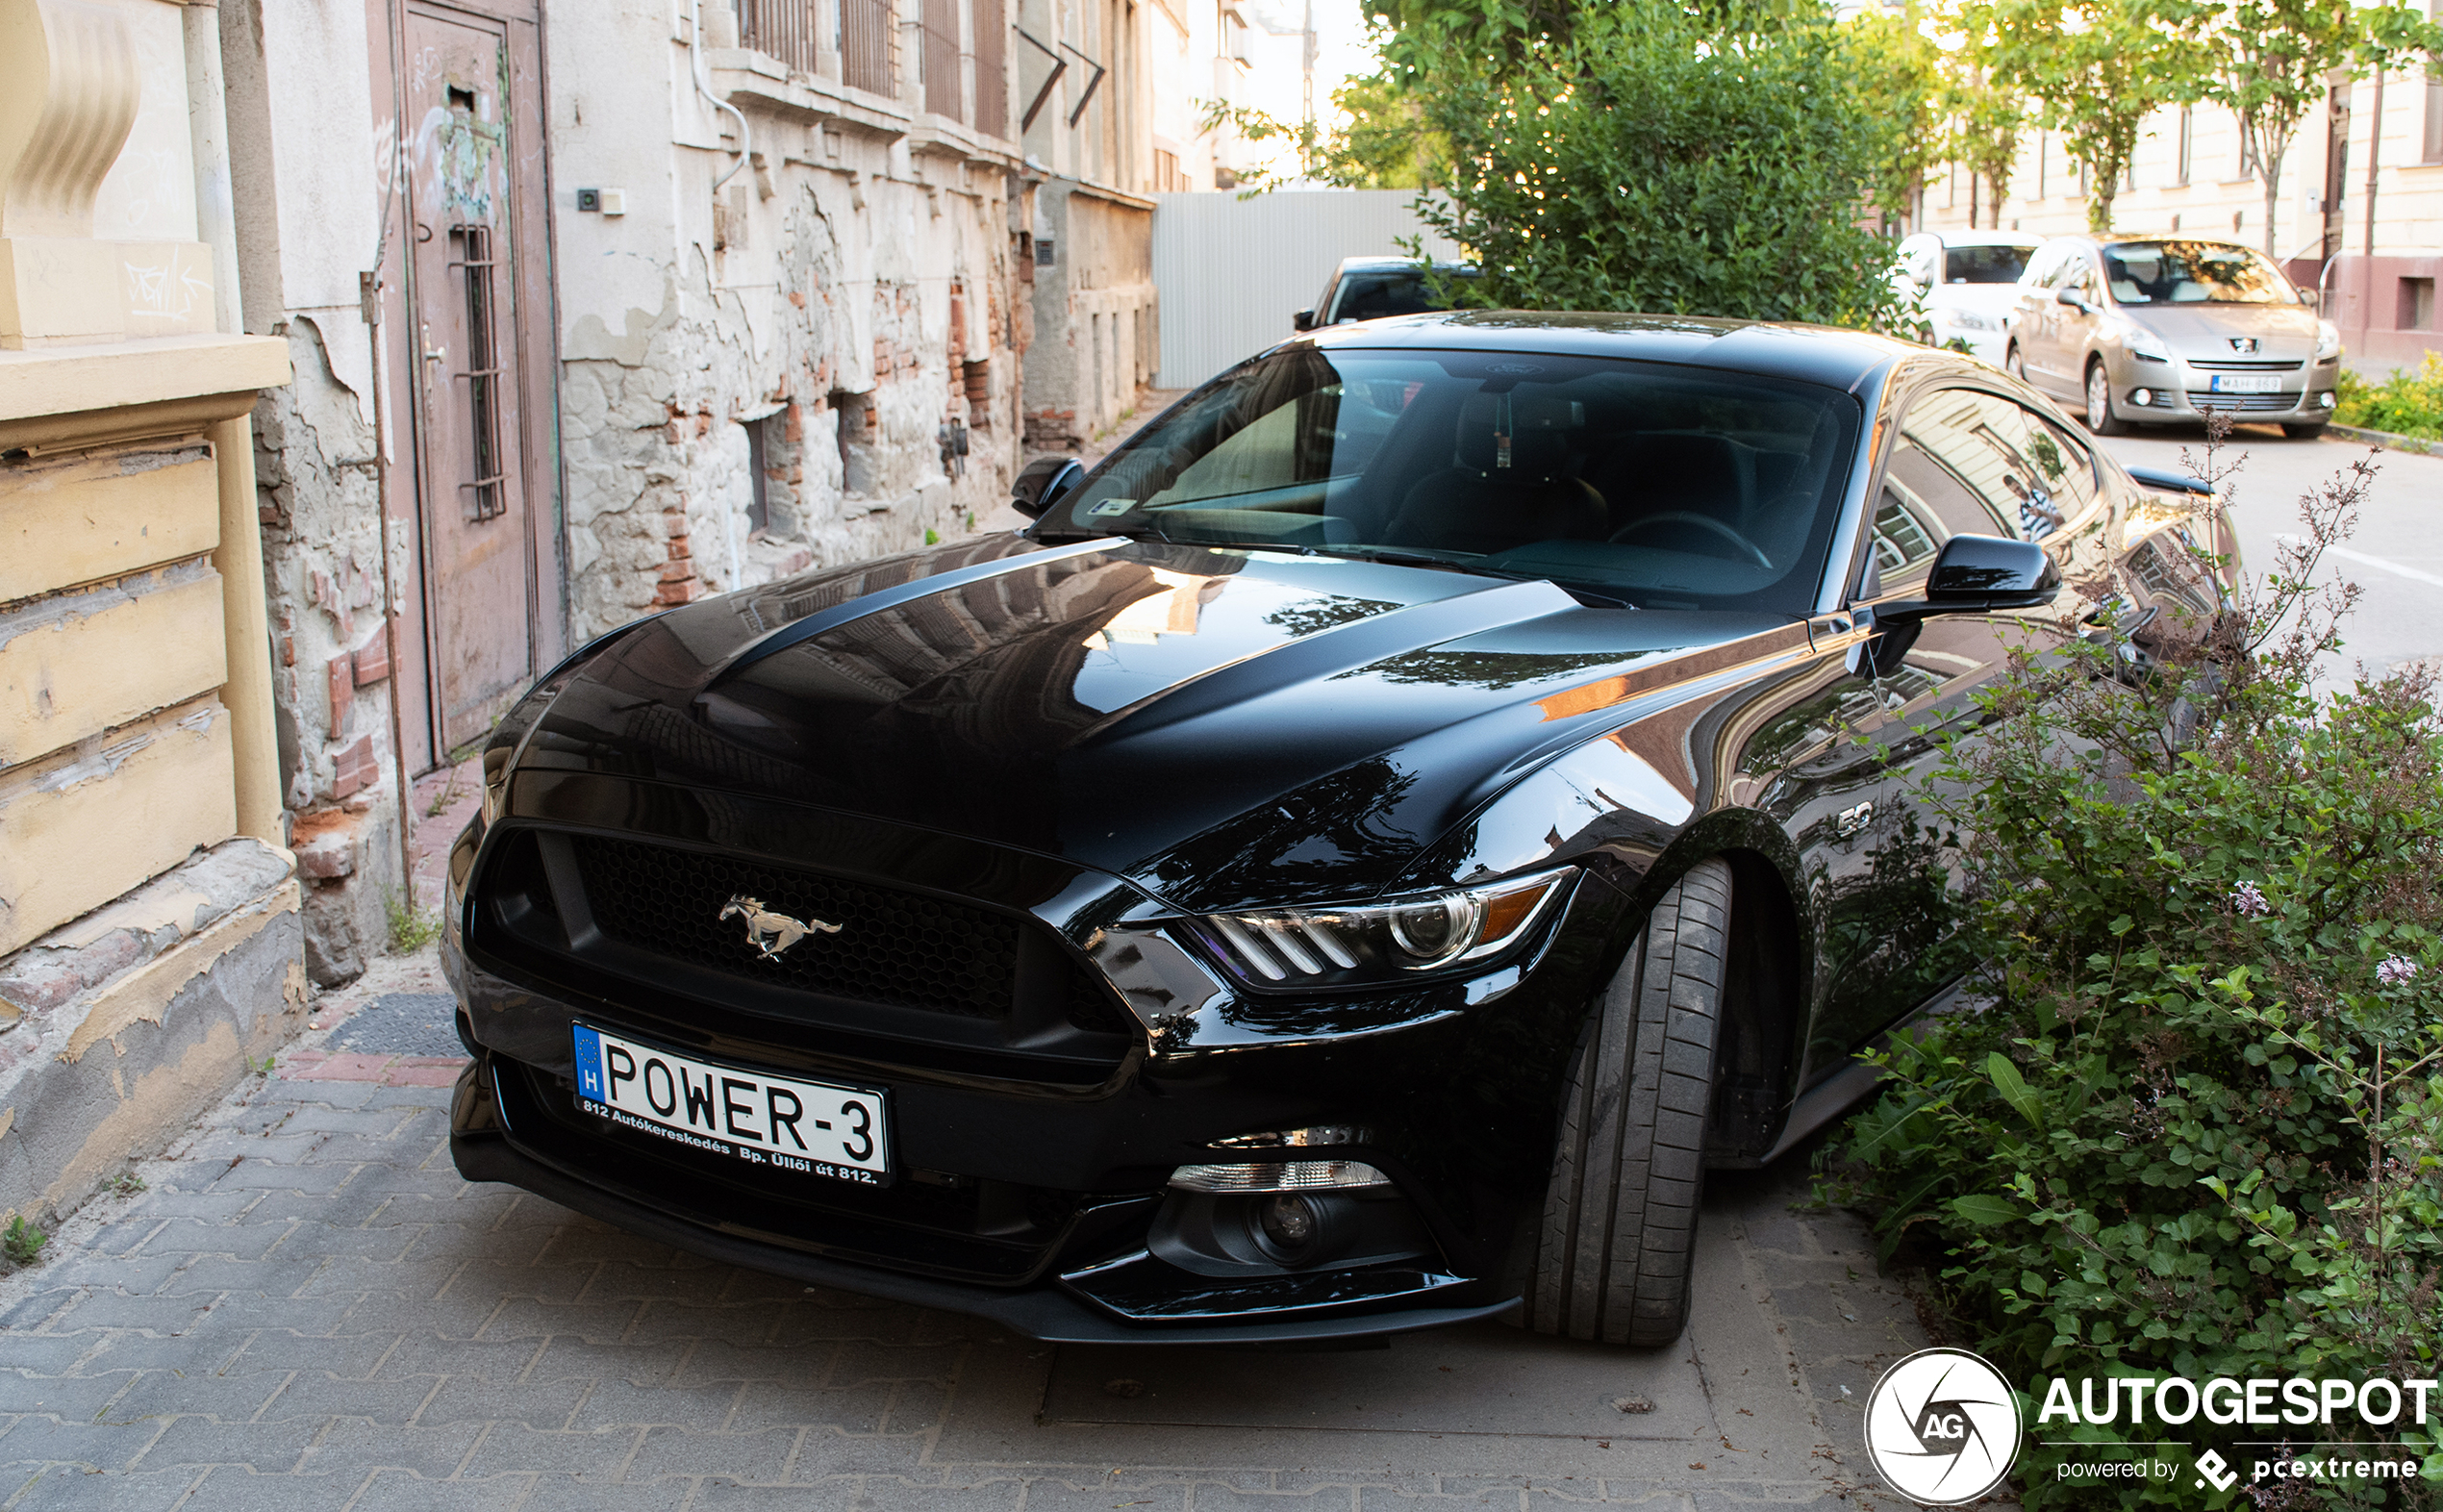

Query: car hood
2124;302;2319;359
1927;284;2025;317
517;535;1795;912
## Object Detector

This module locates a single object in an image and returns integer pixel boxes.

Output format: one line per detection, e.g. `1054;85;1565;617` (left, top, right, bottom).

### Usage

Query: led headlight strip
1196;869;1574;986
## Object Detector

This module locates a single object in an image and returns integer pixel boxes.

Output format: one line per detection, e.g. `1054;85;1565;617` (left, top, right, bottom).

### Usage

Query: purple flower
2378;955;2420;988
2229;881;2270;918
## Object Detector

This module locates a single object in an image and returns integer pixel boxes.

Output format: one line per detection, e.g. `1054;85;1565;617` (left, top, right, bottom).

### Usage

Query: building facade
205;0;1226;986
0;0;307;1232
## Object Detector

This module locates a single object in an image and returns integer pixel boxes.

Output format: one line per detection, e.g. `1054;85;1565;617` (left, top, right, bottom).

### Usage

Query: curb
2326;420;2443;456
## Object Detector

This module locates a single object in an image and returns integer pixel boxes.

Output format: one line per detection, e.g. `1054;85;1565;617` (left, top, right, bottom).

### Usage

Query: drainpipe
2361;65;2384;352
183;2;285;849
691;0;751;194
364;6;418;908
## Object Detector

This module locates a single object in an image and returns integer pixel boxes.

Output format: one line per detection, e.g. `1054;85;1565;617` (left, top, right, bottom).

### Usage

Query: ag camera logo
1864;1347;2023;1505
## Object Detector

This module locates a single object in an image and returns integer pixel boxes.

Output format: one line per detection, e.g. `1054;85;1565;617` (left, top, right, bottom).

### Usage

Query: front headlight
2123;324;2172;364
1939;309;2000;333
1191;869;1576;989
2316;320;2342;362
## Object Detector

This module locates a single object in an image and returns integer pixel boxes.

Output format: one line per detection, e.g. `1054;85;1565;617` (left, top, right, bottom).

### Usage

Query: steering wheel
1609;512;1772;569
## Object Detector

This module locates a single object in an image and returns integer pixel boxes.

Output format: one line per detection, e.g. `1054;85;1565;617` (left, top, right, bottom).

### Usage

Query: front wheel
2084;361;2130;436
2006;344;2028;384
1523;858;1730;1347
2281;421;2328;441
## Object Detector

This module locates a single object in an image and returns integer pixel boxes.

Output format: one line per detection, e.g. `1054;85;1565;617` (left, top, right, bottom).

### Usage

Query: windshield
2103;240;2299;305
1332;267;1476;323
1035;346;1862;614
1946;244;2034;284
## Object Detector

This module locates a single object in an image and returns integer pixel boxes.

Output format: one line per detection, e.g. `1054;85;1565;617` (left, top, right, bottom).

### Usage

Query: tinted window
2103;239;2300;305
1945;245;2034;284
1039;346;1863;614
1874;389;2038;588
1329;267;1477;324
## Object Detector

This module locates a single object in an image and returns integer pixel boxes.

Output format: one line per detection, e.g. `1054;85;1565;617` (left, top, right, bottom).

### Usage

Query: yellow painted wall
0;561;227;767
0;446;220;602
0;695;238;955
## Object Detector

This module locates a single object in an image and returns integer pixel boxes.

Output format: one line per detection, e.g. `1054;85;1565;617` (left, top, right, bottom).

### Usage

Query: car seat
1382;391;1605;555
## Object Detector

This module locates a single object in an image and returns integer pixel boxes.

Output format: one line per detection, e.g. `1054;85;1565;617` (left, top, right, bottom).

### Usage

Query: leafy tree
1937;29;2027;228
1850;8;1950;232
1401;2;1913;328
1196;65;1447;192
2192;0;2373;257
1975;0;2206;233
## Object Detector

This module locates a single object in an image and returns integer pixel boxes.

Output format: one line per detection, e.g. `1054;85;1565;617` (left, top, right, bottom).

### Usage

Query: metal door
404;7;535;752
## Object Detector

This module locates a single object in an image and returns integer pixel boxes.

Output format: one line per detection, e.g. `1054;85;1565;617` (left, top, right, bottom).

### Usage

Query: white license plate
570;1023;889;1184
2207;373;2282;393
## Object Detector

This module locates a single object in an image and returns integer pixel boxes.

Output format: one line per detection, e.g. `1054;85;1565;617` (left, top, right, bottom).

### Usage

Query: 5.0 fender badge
719;895;841;960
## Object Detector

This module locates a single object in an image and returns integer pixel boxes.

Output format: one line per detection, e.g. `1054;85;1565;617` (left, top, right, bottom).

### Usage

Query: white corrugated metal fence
1151;190;1463;390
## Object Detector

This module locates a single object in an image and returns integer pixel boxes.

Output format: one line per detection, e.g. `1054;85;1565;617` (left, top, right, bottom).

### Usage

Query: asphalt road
2092;420;2443;678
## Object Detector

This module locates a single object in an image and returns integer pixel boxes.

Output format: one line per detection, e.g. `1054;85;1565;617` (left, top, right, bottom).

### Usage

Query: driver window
1876;383;2012;591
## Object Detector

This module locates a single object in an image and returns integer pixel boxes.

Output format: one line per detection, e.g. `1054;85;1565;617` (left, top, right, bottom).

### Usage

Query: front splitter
449;1130;1517;1347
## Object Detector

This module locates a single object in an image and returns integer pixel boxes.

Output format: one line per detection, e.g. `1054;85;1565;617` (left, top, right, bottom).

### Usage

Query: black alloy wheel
1523;858;1731;1347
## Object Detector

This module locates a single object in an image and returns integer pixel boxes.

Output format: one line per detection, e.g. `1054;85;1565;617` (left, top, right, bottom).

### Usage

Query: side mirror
1875;535;2061;622
1010;455;1084;518
1293;308;1317;332
2055;287;2091;313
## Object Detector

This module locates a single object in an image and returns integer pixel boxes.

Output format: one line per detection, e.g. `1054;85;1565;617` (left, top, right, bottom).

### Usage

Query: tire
2005;344;2028;384
2281;422;2327;441
2084;360;2130;436
1524;857;1731;1347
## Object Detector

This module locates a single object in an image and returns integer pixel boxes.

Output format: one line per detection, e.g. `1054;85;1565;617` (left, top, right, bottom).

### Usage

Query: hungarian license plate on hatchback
2208;373;2282;393
570;1023;889;1184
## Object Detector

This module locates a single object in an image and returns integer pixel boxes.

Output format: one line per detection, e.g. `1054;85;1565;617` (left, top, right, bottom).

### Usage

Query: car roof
1333;255;1473;275
1923;231;2041;248
1297;310;1915;391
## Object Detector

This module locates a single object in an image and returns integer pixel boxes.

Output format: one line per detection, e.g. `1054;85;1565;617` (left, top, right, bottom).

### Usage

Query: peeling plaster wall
1024;178;1158;452
549;12;1030;643
221;0;403;987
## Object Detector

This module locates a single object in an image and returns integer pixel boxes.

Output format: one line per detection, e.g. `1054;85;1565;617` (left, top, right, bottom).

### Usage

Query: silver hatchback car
2006;235;2342;439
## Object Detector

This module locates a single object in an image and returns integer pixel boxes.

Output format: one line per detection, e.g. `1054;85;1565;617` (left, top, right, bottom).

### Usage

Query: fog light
2131;388;2153;407
2319;391;2337;409
1259;1193;1319;1249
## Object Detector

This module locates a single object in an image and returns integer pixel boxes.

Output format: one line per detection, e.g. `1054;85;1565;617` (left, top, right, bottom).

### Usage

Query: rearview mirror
1876;535;2061;621
1010;455;1084;518
2055;287;2091;313
1293;308;1317;332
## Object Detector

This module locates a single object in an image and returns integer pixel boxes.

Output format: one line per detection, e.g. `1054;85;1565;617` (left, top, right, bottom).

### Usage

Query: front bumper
441;782;1631;1341
448;1054;1515;1344
2112;357;2340;422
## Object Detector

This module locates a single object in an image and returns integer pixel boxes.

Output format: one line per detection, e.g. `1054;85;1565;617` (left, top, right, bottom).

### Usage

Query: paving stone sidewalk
0;1031;1935;1511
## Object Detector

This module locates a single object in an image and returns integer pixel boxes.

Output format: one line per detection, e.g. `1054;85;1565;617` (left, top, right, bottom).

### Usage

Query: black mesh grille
572;834;1019;1020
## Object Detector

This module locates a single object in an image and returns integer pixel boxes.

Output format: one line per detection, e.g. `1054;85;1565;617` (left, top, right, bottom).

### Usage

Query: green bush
2336;355;2443;441
1826;440;2443;1507
1404;3;1909;329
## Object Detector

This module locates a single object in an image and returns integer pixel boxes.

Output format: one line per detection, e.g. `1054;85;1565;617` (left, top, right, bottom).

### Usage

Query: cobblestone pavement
0;1027;1934;1512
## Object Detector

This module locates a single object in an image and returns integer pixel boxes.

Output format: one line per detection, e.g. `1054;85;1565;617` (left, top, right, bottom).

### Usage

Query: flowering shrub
1826;433;2443;1508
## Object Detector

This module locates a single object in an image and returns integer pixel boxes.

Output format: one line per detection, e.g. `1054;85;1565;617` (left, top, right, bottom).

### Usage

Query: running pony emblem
718;895;841;960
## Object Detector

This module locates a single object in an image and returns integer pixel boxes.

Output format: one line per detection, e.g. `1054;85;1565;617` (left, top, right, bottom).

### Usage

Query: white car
1892;231;2043;365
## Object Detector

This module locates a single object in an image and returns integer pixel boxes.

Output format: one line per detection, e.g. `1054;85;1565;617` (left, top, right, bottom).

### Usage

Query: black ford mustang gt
443;312;2230;1348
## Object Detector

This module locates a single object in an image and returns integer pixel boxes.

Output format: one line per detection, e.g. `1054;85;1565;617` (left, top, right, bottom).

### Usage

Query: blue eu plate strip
571;1024;605;1103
